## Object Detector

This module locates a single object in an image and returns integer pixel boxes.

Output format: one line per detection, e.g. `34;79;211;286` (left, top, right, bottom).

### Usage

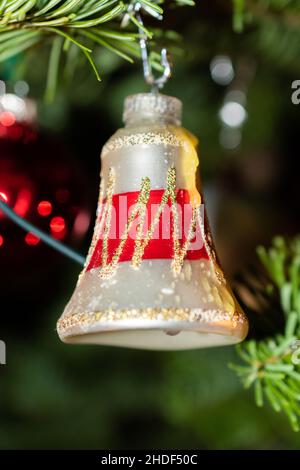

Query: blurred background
0;0;300;449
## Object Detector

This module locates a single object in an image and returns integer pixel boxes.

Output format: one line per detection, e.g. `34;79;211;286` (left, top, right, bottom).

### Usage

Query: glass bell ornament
57;93;248;350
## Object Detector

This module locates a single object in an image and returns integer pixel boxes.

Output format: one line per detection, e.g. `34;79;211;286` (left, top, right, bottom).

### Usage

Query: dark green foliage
230;237;300;431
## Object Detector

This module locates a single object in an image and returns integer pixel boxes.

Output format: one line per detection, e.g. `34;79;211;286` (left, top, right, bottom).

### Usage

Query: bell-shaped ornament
57;93;248;350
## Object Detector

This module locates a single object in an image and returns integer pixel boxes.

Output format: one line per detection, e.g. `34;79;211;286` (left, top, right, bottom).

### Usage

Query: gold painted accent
96;166;202;279
101;168;115;269
57;307;248;337
102;130;188;157
100;171;151;278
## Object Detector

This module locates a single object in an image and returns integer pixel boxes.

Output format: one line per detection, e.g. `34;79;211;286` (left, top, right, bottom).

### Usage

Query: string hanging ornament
57;2;249;350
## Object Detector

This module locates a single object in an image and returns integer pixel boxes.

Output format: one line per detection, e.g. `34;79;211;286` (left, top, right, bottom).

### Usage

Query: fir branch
0;0;192;91
230;236;300;431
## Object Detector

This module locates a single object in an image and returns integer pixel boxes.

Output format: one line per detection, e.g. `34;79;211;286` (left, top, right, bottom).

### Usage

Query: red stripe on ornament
87;189;209;271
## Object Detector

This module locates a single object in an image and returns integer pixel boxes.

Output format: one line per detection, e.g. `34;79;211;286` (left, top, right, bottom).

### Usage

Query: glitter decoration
102;130;189;157
99;171;151;278
57;306;248;341
86;165;203;279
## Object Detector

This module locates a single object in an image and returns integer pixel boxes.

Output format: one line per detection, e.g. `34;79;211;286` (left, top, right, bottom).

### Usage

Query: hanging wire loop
122;1;172;92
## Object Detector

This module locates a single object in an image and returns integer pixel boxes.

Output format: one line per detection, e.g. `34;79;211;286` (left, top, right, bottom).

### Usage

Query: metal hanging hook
122;1;172;92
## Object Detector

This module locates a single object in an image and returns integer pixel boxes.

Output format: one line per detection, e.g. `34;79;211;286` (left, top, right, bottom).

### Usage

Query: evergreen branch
45;35;63;102
81;29;134;62
43;26;92;52
230;236;300;431
0;0;191;89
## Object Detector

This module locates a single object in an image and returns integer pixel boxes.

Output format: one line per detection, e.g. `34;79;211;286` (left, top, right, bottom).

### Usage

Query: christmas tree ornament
57;92;248;350
0;82;90;272
57;2;248;350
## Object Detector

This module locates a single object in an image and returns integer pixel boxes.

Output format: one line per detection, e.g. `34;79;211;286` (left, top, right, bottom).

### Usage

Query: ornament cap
123;93;182;126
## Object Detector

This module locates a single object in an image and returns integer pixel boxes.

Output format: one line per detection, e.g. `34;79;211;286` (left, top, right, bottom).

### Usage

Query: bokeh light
14;80;30;98
50;216;66;233
37;200;53;217
0;111;16;127
210;55;234;85
73;211;91;237
25;232;40;246
219;101;247;128
0;191;8;203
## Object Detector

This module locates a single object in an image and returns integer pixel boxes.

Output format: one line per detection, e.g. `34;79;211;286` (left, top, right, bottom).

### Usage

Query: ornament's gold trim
102;131;188;156
57;307;248;338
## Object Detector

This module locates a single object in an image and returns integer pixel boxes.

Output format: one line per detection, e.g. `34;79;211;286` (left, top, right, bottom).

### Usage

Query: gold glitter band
102;131;189;157
57;307;248;338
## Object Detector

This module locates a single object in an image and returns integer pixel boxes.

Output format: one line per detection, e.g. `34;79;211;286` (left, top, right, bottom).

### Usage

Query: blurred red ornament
0;88;92;278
